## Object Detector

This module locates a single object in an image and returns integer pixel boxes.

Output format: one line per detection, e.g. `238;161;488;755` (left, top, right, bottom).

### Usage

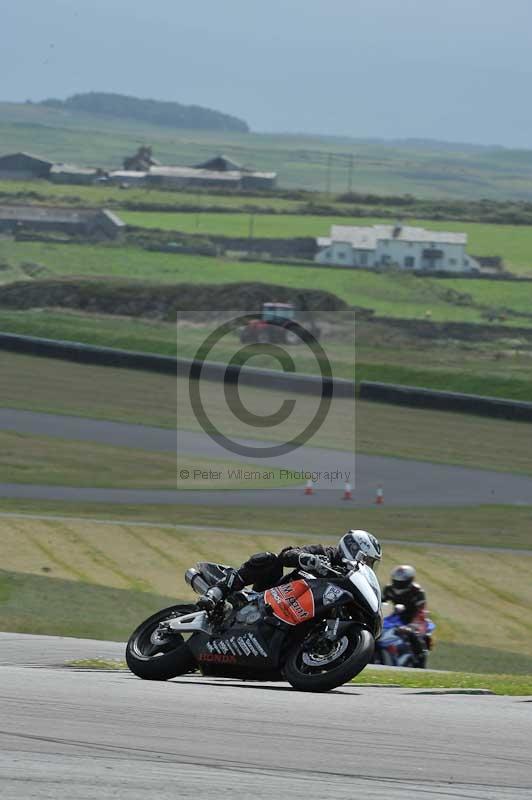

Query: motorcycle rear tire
126;604;197;681
284;627;374;693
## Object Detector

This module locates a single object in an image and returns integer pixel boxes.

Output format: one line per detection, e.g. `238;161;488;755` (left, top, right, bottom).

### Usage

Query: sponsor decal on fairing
198;652;237;664
323;584;344;606
264;580;315;626
203;633;269;660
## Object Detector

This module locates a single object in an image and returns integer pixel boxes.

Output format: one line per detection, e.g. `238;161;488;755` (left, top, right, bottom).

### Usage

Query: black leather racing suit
220;544;343;594
381;582;427;659
381;583;426;624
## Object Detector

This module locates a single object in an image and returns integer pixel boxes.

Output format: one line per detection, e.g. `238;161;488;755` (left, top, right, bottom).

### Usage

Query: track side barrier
359;380;532;423
2;332;530;420
0;332;355;398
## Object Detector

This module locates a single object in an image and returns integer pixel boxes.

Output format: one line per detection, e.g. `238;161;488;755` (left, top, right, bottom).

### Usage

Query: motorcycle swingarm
166;610;212;635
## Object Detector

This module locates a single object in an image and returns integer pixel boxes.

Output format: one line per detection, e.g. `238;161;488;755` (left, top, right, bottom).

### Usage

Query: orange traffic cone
342;482;353;501
304;479;314;496
375;486;384;505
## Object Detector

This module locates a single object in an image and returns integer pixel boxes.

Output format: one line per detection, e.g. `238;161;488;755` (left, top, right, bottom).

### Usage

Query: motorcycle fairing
187;622;282;671
348;565;381;614
264;579;315;626
309;581;354;615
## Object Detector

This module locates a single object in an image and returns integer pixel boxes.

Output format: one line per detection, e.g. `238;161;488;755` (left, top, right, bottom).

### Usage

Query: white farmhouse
316;224;480;273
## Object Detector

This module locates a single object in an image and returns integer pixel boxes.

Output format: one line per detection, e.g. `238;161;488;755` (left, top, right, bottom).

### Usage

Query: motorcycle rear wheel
284;626;374;692
126;604;197;681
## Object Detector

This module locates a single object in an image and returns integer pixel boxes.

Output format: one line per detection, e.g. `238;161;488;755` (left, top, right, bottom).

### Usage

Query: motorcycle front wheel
126;604;197;681
284;626;374;692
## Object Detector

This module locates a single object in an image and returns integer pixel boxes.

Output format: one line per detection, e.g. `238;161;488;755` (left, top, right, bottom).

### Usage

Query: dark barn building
0;152;54;180
0;205;125;240
195;155;243;172
194;154;277;190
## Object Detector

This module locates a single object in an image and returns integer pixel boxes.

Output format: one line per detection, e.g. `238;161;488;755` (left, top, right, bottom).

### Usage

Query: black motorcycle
126;553;382;692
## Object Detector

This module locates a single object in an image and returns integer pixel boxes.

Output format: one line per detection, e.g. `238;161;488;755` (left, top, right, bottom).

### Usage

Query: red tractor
239;302;320;345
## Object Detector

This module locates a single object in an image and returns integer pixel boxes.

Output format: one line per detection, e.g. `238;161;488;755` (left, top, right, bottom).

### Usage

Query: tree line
41;92;249;134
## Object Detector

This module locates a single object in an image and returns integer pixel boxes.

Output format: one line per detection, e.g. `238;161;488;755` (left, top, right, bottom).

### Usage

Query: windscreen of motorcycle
348;565;381;614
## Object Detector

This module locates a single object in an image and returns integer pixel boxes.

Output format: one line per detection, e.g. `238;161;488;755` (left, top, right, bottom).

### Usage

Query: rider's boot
197;568;245;614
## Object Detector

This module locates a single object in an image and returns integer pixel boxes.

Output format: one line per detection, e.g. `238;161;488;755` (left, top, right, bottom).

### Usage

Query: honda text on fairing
126;553;383;692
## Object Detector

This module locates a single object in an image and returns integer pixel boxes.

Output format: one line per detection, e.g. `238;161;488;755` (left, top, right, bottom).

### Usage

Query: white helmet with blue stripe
339;530;382;568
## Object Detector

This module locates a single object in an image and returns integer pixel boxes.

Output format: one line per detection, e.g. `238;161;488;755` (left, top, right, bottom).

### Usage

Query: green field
2;239;532;321
121;210;532;276
1;512;532;674
4;176;532;229
3;101;532;199
0;569;176;641
1;499;531;550
0;431;303;490
0;430;176;489
0;178;302;213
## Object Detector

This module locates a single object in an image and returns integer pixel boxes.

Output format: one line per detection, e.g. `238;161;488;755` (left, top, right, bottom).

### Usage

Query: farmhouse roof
0;204;124;226
0;151;54;167
328;224;467;247
149;166;241;183
0;204;88;223
195;155;243;172
50;163;99;176
100;209;126;228
242;171;277;179
109;170;148;178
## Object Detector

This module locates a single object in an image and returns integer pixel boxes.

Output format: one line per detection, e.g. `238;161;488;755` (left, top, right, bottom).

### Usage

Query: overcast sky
2;0;532;147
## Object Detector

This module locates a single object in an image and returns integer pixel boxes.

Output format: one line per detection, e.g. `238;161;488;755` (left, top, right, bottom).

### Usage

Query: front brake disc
301;635;349;667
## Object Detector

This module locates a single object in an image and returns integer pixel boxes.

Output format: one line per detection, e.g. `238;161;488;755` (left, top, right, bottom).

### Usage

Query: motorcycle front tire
284;627;374;693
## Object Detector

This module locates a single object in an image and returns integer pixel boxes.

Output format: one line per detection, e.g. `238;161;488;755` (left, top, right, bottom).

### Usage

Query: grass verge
354;668;532;695
63;658;532;695
0;430;175;489
0;431;302;490
0;569;176;640
68;658;127;670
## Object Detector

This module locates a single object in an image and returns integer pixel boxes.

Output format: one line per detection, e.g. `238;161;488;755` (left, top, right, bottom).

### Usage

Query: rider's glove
298;552;330;576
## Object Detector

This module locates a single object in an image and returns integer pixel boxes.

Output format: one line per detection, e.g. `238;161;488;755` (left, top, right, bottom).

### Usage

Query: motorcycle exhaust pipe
185;568;210;595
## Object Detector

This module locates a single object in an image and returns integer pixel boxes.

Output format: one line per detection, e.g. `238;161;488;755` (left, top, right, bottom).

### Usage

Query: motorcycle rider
382;564;429;662
197;530;382;612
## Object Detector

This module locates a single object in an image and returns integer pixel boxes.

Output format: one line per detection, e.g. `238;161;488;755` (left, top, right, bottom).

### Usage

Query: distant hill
2;100;532;198
40;92;250;134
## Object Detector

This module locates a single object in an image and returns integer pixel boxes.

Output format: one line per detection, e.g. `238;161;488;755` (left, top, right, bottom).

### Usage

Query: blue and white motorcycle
374;603;436;668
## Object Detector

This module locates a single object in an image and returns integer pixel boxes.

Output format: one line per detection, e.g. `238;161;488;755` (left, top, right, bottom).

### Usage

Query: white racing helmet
339;530;382;569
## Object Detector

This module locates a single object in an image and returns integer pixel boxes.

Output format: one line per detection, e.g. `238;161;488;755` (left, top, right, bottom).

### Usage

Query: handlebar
297;553;344;577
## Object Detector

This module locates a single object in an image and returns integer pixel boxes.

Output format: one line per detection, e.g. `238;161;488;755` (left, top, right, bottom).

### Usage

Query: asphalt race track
1;634;531;800
1;408;531;506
